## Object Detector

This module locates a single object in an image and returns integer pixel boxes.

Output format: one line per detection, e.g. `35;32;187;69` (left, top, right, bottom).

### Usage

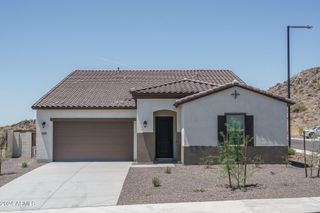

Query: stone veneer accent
183;146;288;165
137;133;155;162
137;132;182;162
176;132;181;162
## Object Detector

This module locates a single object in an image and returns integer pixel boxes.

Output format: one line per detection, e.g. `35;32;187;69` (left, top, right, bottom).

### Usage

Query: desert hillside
268;67;320;136
0;119;36;132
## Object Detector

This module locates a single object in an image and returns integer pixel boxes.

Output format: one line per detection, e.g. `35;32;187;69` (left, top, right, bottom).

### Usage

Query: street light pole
287;25;312;148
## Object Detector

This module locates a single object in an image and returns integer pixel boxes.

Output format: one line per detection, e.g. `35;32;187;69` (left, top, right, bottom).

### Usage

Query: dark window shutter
245;115;254;146
218;115;227;144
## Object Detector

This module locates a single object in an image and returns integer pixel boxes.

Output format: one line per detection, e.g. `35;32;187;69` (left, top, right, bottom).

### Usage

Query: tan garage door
53;120;133;161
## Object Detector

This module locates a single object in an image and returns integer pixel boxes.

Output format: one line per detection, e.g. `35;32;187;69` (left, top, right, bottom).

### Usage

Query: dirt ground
0;157;45;187
118;164;320;205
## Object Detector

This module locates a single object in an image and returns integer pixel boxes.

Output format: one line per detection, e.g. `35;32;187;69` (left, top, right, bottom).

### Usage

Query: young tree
218;134;234;188
218;124;255;189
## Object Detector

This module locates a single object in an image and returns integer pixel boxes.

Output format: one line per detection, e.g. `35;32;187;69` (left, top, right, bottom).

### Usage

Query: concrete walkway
0;162;131;211
9;197;320;213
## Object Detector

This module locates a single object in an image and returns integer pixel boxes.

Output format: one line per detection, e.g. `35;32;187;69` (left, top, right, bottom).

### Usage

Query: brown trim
183;146;287;165
50;118;136;122
132;93;194;99
174;82;295;106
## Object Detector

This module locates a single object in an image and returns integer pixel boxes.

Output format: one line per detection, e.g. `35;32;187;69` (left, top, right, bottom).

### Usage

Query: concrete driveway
0;162;131;211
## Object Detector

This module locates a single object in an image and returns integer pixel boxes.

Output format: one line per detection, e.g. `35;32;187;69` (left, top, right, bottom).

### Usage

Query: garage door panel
53;121;133;161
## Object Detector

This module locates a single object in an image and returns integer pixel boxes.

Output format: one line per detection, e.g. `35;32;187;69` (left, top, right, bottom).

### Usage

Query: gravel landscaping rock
0;157;45;187
118;164;320;205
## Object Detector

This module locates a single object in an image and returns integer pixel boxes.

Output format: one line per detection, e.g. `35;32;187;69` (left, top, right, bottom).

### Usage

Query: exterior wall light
42;121;46;128
143;120;147;128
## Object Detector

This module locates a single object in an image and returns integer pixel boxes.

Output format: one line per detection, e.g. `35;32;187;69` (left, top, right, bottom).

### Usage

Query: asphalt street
291;138;320;151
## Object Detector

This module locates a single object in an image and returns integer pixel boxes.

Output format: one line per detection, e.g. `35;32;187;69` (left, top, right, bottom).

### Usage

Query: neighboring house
32;70;294;164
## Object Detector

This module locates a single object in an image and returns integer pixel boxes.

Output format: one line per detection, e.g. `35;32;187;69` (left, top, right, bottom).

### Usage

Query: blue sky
0;0;319;126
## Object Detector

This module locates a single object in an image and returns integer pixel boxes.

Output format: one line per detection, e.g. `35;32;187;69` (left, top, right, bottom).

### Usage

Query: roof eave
32;106;137;110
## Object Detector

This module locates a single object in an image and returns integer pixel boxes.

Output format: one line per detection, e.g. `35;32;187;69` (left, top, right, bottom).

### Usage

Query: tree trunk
224;140;232;188
317;158;320;177
243;139;248;186
227;165;232;188
237;164;240;189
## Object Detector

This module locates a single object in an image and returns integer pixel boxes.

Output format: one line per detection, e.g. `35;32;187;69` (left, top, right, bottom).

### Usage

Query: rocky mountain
0;119;36;132
268;67;320;136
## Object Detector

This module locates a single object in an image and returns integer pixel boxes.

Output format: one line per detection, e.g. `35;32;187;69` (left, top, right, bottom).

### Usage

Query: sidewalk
10;197;320;213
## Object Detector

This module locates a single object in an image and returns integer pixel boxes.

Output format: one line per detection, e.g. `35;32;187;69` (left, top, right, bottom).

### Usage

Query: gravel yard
0;157;45;187
118;164;320;205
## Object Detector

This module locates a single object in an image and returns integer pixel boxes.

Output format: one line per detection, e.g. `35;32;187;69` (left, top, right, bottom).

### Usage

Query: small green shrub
152;177;161;187
164;167;172;174
200;155;215;168
292;103;307;113
288;147;296;155
193;188;205;192
21;161;28;168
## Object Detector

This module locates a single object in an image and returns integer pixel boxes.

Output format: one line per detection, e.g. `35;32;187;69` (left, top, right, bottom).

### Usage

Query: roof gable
174;81;295;107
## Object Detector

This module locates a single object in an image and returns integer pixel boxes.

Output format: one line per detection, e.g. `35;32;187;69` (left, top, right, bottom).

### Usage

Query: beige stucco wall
36;109;137;162
180;86;288;147
136;99;181;133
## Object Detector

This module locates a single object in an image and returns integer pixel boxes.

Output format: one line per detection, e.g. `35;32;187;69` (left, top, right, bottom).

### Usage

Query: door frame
155;116;174;159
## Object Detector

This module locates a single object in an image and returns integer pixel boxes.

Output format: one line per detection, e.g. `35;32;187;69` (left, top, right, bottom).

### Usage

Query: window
226;114;245;145
217;114;254;146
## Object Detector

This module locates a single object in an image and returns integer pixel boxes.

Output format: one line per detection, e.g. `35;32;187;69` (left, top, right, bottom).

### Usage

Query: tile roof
130;78;216;98
174;81;295;107
32;69;244;109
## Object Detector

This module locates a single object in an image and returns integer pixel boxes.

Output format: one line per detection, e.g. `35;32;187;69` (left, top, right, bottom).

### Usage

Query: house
32;70;294;164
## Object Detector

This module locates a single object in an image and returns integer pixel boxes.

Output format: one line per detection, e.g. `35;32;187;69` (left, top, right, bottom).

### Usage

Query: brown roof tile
32;69;244;109
130;78;216;98
174;81;295;107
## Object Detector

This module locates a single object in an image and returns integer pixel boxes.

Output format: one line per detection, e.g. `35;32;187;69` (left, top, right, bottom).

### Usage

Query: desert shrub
288;147;296;155
193;188;205;192
252;155;264;168
21;161;28;168
200;155;215;168
152;177;161;187
164;167;172;174
292;103;307;113
297;125;305;136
